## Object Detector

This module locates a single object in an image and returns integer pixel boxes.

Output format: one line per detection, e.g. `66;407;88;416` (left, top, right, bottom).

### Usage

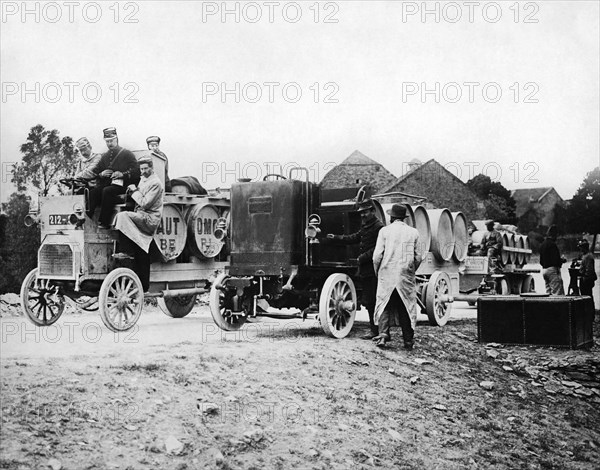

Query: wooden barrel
501;232;514;265
372;200;389;226
153;204;187;261
515;234;525;265
411;205;431;254
471;230;485;247
523;235;531;264
379;202;414;228
186;204;225;259
427;208;454;261
451;211;468;262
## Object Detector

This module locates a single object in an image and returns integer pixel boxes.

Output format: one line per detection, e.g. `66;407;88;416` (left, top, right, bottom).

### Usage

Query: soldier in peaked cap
326;199;384;339
74;137;102;187
146;135;171;192
86;128;140;228
372;204;422;349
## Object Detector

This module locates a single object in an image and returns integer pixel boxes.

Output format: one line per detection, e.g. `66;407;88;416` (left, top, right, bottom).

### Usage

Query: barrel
451;211;468;262
501;232;514;265
515;234;525;265
427;209;454;261
186;203;225;259
379;202;414;228
523;235;531;264
153;204;187;261
372;200;391;226
411;205;431;254
471;230;485;247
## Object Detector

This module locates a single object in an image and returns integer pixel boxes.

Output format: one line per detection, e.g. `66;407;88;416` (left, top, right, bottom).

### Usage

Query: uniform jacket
580;252;597;282
75;152;102;182
114;173;164;252
540;237;562;268
372;220;422;329
332;216;383;278
93;146;140;187
482;229;503;252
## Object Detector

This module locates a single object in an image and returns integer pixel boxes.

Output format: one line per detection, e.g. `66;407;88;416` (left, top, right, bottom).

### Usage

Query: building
319;150;396;195
379;159;484;221
512;187;565;230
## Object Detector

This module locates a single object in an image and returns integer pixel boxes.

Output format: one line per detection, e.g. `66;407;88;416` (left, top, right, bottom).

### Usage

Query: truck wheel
425;271;452;326
209;273;247;331
158;295;197;318
99;268;143;332
319;273;357;338
521;275;536;294
20;268;65;327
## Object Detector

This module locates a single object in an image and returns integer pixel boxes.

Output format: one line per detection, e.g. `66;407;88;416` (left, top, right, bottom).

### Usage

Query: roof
380;158;468;193
511;187;563;204
320;150;397;193
339;150;381;166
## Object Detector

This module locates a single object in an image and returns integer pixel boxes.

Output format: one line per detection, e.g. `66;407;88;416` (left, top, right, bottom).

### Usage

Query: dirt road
1;302;599;470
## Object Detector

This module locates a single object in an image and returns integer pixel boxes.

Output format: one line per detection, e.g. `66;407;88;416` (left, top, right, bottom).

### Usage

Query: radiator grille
39;244;73;277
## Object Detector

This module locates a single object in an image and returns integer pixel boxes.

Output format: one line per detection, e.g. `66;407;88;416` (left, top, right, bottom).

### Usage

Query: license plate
49;214;70;225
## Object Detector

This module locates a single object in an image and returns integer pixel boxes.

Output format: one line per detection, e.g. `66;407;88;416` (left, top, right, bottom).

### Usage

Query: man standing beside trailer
326;199;384;339
540;224;566;295
578;239;596;310
372;204;422;349
112;156;164;292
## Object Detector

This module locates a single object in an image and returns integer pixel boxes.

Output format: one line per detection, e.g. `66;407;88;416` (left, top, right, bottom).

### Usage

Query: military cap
103;127;117;139
355;199;375;212
146;136;161;145
75;137;91;149
138;155;153;166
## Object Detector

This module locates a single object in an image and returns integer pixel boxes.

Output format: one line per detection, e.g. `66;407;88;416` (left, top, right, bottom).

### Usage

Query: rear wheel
158;295;197;318
20;269;65;327
520;275;536;294
319;273;357;338
425;271;452;326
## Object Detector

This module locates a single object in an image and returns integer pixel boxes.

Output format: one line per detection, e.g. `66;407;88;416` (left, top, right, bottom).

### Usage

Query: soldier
578;240;596;309
372;204;422;349
326;199;384;339
480;220;503;271
74;137;101;187
146;135;171;192
113;156;164;292
87;128;140;229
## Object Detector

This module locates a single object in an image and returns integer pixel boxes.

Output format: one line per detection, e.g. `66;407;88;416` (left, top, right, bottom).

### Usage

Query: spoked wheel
158;295;197;318
319;273;357;338
209;273;247;331
98;268;143;332
520;275;536;294
425;271;452;326
20;269;65;326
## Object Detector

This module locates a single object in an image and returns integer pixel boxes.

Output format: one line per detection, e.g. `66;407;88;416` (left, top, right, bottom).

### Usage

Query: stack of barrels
470;225;531;266
152;202;228;262
379;203;469;263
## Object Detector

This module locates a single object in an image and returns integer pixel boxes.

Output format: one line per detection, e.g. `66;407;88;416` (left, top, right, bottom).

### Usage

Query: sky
1;0;599;204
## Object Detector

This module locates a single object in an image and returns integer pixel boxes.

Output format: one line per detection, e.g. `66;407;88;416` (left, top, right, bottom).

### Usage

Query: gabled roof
320;150;397;193
511;187;563;204
339;150;381;166
380;158;469;193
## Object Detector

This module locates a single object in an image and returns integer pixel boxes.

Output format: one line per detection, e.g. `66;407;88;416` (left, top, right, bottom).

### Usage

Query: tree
466;174;517;224
11;124;77;197
0;193;40;293
567;167;600;234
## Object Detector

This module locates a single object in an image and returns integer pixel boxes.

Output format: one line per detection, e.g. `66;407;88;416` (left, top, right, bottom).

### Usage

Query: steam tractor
20;152;230;332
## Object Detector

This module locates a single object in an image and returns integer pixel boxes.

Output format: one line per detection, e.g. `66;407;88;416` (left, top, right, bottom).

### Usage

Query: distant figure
372;204;422;349
540;225;566;295
146;136;171;192
113;156;164;292
87;128;140;229
480;220;503;272
74;137;101;187
578;240;596;310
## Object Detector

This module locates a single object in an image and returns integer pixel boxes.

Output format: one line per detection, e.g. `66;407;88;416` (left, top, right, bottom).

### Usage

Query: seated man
480;220;503;270
146;135;171;192
74;137;102;188
87;128;140;228
113;156;164;292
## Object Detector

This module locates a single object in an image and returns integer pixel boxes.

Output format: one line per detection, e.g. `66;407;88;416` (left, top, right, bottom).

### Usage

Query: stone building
380;159;484;221
319;150;396;195
512;187;565;230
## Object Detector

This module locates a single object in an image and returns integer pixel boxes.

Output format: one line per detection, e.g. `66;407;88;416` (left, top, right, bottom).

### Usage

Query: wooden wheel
209;273;247;331
20;269;65;327
319;273;357;338
158;295;197;318
425;271;452;326
520;275;536;294
98;268;143;332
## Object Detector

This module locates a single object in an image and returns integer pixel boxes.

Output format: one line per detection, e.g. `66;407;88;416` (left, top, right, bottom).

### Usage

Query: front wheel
98;268;143;332
209;273;247;331
319;273;357;338
20;269;65;326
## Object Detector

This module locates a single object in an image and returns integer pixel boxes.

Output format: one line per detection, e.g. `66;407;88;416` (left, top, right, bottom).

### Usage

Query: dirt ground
1;304;599;470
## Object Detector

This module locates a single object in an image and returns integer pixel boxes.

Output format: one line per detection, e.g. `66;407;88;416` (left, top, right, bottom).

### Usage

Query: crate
477;295;594;349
